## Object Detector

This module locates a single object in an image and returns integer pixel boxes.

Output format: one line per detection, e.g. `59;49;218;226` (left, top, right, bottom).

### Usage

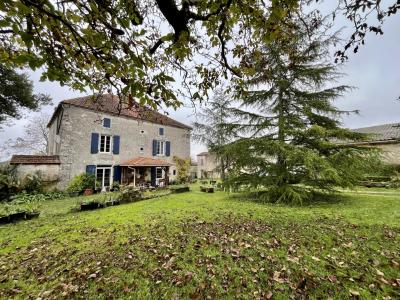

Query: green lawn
0;187;399;299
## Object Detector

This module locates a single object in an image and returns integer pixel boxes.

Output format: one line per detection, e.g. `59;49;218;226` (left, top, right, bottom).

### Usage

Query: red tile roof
120;157;172;167
10;155;61;165
48;94;192;130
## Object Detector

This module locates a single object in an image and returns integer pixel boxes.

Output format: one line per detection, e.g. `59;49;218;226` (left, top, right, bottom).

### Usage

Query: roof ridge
49;94;192;130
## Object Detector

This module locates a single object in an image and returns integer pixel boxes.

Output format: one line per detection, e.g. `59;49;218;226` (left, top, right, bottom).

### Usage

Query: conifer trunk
276;88;288;184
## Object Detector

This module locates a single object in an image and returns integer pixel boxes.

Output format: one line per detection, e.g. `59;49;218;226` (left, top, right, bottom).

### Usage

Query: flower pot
0;215;10;224
80;202;98;211
84;188;94;196
25;212;40;220
9;211;27;222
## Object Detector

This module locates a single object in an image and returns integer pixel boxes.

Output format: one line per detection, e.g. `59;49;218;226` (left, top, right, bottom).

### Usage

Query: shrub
173;156;191;184
118;186;142;203
111;181;120;191
389;172;400;188
67;173;96;194
0;165;21;201
21;172;43;194
169;185;190;193
12;191;66;203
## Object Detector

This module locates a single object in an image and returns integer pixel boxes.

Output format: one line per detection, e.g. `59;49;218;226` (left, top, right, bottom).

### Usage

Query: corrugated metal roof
10;155;61;165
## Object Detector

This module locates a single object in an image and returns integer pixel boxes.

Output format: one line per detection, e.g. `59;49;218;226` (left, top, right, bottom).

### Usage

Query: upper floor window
103;118;111;128
159;128;164;135
100;135;111;153
200;159;204;166
156;140;165;156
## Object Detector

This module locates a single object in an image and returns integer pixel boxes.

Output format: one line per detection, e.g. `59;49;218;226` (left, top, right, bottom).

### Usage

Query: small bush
169;185;190;193
389;172;400;188
67;173;96;194
111;181;120;191
21;172;43;194
0;165;21;201
118;186;142;203
12;191;66;203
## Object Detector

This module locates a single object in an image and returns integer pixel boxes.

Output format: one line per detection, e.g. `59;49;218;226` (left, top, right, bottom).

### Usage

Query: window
200;159;204;166
156;140;165;156
103;118;111;128
159;128;164;135
173;170;176;175
96;166;111;189
156;167;163;179
99;135;111;153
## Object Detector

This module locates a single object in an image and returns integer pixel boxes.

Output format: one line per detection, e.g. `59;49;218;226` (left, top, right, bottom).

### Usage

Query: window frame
96;166;112;189
103;118;111;128
156;140;165;156
99;134;112;153
156;167;163;179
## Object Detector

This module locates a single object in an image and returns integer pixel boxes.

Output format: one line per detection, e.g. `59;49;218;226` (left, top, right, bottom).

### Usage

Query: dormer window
103;118;111;128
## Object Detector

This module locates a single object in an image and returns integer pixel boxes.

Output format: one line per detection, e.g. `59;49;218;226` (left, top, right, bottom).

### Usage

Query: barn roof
10;155;61;165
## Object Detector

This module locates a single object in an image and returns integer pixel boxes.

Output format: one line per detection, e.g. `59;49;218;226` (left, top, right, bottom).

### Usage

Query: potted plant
80;200;98;211
67;173;96;197
8;206;27;222
83;188;93;196
0;208;9;224
25;203;41;220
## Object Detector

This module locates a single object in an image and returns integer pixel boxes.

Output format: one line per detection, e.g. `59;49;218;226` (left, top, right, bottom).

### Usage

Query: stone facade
48;104;191;189
196;152;220;179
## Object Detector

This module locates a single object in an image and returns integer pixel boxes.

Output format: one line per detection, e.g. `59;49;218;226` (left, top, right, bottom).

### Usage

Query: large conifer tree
193;88;234;180
224;10;379;204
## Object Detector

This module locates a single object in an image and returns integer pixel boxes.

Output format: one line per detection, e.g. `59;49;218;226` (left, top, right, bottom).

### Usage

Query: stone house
11;94;191;190
351;122;400;166
196;152;220;179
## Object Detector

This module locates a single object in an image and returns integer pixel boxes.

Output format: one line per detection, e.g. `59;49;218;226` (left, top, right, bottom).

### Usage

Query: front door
96;166;112;190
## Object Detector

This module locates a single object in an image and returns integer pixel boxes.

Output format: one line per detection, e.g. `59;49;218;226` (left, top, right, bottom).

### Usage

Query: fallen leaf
349;289;360;297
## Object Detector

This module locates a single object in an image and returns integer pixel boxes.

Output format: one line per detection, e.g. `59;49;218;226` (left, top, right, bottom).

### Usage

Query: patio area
120;157;171;188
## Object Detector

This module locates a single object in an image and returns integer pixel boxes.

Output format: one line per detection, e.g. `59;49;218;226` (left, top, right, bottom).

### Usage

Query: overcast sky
0;3;399;160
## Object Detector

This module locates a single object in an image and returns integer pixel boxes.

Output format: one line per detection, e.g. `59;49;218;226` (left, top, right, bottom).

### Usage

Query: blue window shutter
159;128;164;135
166;141;171;157
86;165;96;175
152;140;157;156
113;166;121;182
151;167;156;186
113;135;120;154
91;133;99;154
103;118;111;128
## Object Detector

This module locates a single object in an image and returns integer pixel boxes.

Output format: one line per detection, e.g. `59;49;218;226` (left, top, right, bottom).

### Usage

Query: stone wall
48;104;191;189
376;143;400;165
14;164;60;191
